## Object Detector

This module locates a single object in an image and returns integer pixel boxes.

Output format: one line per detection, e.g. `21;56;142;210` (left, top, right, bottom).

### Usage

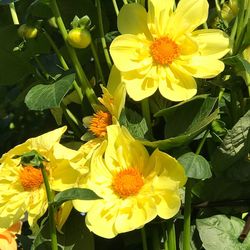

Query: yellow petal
154;192;181;219
169;0;208;39
73;199;96;213
105;125;149;173
106;65;122;95
28;126;67;153
27;188;48;229
149;149;187;187
55;201;72;232
110;34;151;72
118;3;151;37
99;66;126;118
114;197;156;233
147;0;174;37
0;232;17;250
182;56;225;78
123;66;158;101
158;65;197;101
191;29;230;58
0;193;27;233
177;34;199;55
85;200;119;238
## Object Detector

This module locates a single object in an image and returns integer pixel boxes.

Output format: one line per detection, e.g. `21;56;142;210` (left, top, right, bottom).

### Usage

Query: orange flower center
112;168;144;198
150;37;180;65
89;110;112;137
19;166;44;190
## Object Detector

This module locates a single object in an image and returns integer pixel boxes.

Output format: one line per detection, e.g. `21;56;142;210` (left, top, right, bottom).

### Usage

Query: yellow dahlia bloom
86;66;126;138
0;127;80;232
73;124;186;238
110;0;230;101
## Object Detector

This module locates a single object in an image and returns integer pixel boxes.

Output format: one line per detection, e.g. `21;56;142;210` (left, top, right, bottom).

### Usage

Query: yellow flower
0;127;80;232
0;221;22;250
85;66;126;138
73;124;187;238
110;0;230;101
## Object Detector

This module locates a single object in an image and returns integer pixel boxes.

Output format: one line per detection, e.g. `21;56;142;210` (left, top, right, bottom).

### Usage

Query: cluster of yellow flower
0;124;186;240
0;0;230;246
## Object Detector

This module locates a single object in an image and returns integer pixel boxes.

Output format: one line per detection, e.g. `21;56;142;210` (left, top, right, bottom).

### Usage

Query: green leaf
238;56;250;74
141;97;218;150
53;188;101;207
226;157;250;182
223;55;250;73
179;225;201;250
178;152;212;179
14;150;48;167
193;176;250;202
119;108;148;139
25;74;75;111
196;215;250;250
155;94;209;118
211;110;250;174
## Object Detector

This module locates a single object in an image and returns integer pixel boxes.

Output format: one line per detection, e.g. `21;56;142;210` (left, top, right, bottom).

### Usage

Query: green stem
41;164;58;250
215;0;221;13
195;129;210;155
61;103;84;138
62;103;84;130
123;0;128;4
141;98;152;136
49;0;98;109
112;0;119;15
42;29;83;101
166;220;176;250
141;227;148;250
183;181;192;250
34;56;50;80
96;0;113;69
183;129;209;250
90;41;106;84
152;225;161;250
9;3;19;24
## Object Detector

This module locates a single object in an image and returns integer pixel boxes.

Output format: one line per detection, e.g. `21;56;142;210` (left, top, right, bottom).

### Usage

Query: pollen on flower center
150;37;180;65
89;110;112;137
112;168;144;198
19;166;44;190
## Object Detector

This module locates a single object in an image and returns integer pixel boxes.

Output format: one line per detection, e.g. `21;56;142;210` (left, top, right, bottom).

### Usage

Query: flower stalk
90;41;106;85
183;129;210;250
41;163;58;250
166;220;176;250
112;0;119;15
48;0;98;110
141;227;148;250
42;29;83;101
96;0;113;69
9;3;19;25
